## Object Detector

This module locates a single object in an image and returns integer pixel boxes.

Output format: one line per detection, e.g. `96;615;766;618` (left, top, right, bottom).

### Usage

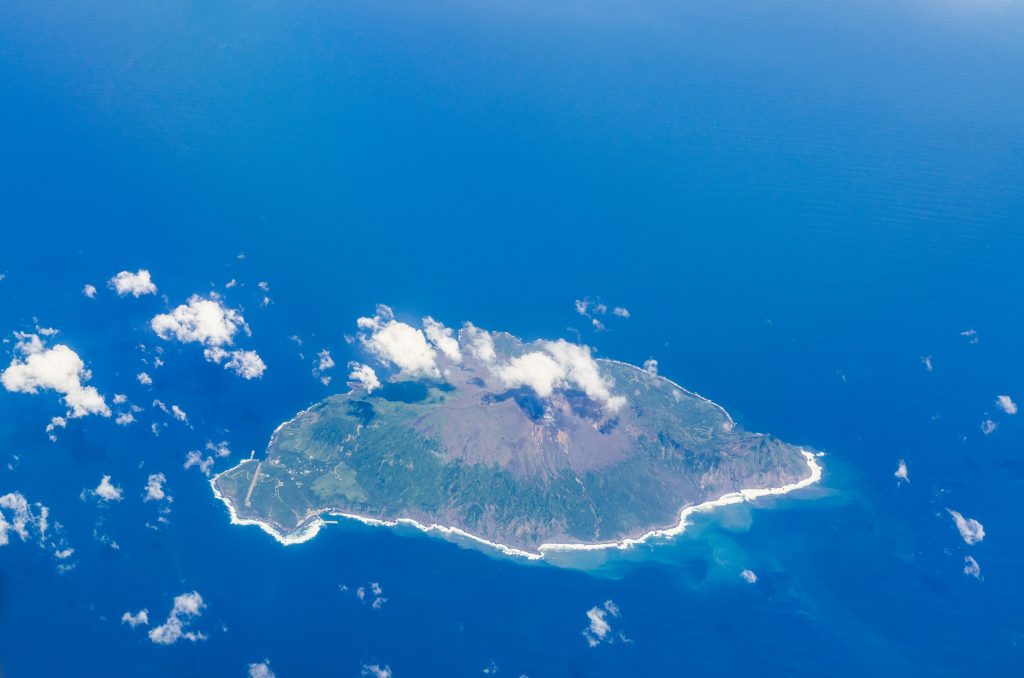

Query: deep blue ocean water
1;1;1023;675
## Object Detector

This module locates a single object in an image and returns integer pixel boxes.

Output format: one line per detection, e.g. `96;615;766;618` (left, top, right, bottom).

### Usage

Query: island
212;331;821;559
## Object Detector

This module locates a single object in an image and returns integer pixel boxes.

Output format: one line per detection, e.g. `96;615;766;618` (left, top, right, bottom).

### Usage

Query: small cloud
313;349;335;384
184;451;214;476
137;372;153;386
0;492;53;551
109;269;157;297
147;591;206;645
115;412;135;426
225;279;238;289
497;340;626;413
257;281;270;292
112;394;127;405
643;359;658;376
1;333;110;418
582;600;622;647
143;473;171;502
946;509;985;545
82;284;97;299
248;661;275;678
121;609;149;628
362;665;392;678
222;349;266;379
152;294;248;348
960;329;979;344
894;459;909;484
995;395;1017;415
612;307;630;318
981;419;997;435
357;305;441;380
739;569;758;584
963;555;982;580
93;475;123;502
171;405;188;423
459;323;496;363
46;416;66;442
921;355;933;372
206;440;232;458
423;317;462;363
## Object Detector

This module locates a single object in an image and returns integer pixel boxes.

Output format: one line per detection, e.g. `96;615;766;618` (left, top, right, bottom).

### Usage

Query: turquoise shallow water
1;1;1023;675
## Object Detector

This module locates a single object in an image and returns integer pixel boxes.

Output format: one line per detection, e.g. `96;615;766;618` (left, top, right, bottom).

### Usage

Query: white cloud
113;394;127;405
46;416;67;442
960;328;979;344
459;323;496;363
1;333;110;418
362;665;392;678
205;347;267;379
612;307;630;318
82;284;97;299
947;509;985;545
223;350;266;379
894;459;909;484
137;372;153;386
258;281;270;292
94;475;123;502
248;661;276;678
121;609;149;628
423;317;462;363
643;358;658;376
963;555;982;580
499;340;626;413
995;395;1017;415
0;492;49;548
116;412;136;426
921;355;933;372
313;349;335;384
171;405;188;423
740;569;758;584
225;278;238;289
152;294;248;348
498;351;564;398
582;600;621;647
148;591;206;645
109;269;157;297
348;363;381;394
357;305;440;379
184;451;215;476
981;419;997;435
574;299;590;316
143;473;171;502
206;441;232;458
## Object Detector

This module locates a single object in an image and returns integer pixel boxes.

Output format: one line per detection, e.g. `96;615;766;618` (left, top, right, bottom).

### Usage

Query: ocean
1;0;1022;675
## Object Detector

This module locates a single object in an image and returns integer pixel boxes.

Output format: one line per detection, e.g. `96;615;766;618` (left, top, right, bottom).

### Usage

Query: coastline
600;358;737;426
210;450;823;561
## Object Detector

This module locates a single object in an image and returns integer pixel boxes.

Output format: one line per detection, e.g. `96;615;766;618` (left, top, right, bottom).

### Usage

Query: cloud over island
353;305;627;414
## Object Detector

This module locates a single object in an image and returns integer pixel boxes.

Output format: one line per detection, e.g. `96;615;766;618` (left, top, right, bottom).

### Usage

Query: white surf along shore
209;360;825;561
211;450;823;562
